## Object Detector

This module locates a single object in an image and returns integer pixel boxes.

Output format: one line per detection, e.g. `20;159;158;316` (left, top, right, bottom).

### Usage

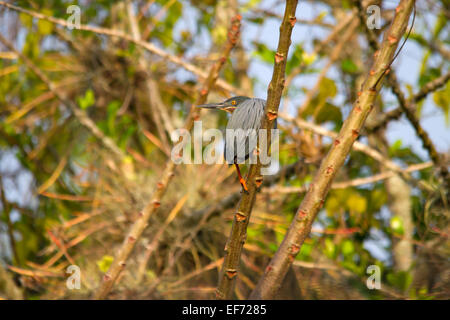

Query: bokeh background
0;0;449;299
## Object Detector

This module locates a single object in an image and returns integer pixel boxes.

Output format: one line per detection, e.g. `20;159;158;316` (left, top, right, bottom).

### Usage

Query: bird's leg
234;163;249;192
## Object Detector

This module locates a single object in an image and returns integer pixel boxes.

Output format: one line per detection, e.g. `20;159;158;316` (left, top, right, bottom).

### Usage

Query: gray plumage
198;96;276;164
225;98;265;163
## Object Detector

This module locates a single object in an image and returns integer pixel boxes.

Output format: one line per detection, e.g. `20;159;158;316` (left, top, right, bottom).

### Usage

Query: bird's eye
231;100;236;105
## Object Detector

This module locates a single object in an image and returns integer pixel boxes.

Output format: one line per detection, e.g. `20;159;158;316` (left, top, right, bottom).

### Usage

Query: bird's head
197;96;250;113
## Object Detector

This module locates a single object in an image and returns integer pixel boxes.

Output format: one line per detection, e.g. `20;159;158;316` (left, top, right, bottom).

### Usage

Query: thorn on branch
289;244;300;254
255;176;263;188
225;270;237;279
267;111;278;121
298;210;307;220
235;212;246;222
152;200;161;208
289;17;297;27
275;52;284;64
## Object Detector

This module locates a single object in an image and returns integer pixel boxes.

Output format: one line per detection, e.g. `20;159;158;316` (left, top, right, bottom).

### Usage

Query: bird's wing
225;99;266;163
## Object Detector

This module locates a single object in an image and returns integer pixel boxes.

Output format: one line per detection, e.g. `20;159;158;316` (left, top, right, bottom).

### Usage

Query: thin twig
367;71;450;131
263;162;433;193
297;19;359;115
284;11;356;90
281;113;432;192
0;1;245;96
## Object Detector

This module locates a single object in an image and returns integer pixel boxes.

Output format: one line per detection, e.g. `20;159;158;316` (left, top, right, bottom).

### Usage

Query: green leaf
418;67;440;88
315;102;342;124
390;216;404;235
341;239;355;257
297;242;313;260
286;44;304;75
341;59;358;73
97;255;114;273
37;9;54;35
387;271;412;292
19;13;33;28
318;77;337;100
107;100;121;136
433;81;450;125
324;238;336;259
77;89;95;110
390;139;402;153
253;42;275;64
23;33;40;58
347;193;367;214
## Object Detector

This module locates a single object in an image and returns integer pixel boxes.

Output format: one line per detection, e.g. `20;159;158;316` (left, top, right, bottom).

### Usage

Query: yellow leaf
97;255;114;273
347;193;367;214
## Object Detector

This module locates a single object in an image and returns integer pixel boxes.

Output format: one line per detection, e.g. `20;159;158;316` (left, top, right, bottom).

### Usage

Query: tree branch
263;162;433;194
354;0;449;187
250;0;415;299
367;70;450;130
216;0;299;300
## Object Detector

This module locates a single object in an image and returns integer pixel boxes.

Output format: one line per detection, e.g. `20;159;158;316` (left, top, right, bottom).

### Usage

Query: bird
197;96;276;192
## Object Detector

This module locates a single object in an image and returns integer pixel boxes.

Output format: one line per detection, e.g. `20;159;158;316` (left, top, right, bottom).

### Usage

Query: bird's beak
197;103;236;113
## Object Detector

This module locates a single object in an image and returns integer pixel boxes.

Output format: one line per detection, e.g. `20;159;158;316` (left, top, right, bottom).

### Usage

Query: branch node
267;111;278;121
289;16;297;27
225;270;238;279
275;52;284;64
289;243;300;254
255;176;264;188
152;200;161;208
388;35;398;44
235;211;247;222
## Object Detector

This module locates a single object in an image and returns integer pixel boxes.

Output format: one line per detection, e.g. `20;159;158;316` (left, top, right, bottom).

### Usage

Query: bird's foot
239;178;249;194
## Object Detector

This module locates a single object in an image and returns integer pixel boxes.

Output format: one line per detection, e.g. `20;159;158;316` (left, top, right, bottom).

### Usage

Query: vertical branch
250;0;415;299
93;14;241;300
216;0;298;300
355;0;449;187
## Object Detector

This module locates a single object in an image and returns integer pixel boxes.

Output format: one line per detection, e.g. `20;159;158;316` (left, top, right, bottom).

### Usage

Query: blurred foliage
0;0;448;300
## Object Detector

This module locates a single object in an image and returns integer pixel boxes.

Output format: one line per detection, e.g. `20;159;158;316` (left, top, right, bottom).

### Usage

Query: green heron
198;96;276;192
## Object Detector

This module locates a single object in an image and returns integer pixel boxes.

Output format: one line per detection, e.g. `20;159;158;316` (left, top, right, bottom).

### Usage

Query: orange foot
239;178;249;193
